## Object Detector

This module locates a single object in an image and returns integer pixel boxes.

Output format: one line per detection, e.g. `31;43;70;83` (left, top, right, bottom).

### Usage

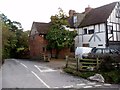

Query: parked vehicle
85;47;120;59
75;47;92;59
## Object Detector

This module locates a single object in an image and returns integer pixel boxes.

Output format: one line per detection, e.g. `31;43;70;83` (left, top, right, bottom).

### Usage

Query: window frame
88;29;94;34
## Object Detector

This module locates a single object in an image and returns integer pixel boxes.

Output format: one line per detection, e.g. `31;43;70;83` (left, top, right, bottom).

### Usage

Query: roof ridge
93;2;118;10
79;2;117;27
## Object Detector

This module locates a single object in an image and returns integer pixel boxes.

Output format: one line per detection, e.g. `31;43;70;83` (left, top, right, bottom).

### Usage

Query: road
1;59;120;89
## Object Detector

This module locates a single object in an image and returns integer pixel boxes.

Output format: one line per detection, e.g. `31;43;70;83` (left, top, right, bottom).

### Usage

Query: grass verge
63;67;120;84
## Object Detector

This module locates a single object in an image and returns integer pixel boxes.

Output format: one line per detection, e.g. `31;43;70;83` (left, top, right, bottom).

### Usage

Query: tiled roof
79;2;117;27
33;22;51;34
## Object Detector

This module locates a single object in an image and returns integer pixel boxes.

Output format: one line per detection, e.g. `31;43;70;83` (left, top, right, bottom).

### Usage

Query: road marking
77;83;86;86
31;71;50;88
87;82;96;85
63;85;73;88
83;86;93;88
104;84;111;86
34;65;57;72
34;65;42;72
53;87;59;88
20;63;28;69
94;85;102;87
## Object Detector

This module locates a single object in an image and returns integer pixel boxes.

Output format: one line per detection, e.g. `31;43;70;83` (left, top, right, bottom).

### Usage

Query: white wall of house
75;23;106;48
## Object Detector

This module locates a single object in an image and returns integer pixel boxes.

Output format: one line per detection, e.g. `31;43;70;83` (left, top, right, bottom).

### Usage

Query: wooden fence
65;56;101;71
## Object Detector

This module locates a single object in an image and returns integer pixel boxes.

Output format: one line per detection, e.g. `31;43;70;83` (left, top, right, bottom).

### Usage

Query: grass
63;67;120;84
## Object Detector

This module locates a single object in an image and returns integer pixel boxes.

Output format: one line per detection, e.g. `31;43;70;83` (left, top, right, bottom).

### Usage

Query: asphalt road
1;59;120;89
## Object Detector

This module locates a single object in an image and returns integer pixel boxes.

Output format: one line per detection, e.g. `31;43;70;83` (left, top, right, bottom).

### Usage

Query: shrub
99;54;120;71
101;70;120;84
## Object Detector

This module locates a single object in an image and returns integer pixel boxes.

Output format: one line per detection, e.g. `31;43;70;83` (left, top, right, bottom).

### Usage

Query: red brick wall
29;35;48;58
29;35;70;59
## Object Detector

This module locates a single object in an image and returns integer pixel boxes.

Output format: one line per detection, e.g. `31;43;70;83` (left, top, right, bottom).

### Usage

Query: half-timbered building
73;2;120;50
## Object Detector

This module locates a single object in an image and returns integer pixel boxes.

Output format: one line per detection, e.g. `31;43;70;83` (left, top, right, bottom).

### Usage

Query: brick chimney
85;5;92;14
69;10;76;17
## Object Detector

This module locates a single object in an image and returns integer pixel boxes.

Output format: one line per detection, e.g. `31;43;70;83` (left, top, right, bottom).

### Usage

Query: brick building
29;22;70;59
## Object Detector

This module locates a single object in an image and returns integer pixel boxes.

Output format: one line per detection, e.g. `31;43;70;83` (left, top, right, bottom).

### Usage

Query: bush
101;70;120;84
16;48;30;59
99;54;120;71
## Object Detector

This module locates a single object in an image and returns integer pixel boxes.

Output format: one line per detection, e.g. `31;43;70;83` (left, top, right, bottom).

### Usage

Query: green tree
1;13;29;59
46;8;77;58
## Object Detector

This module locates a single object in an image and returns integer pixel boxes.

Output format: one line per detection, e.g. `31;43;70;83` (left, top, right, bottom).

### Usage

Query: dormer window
73;15;77;23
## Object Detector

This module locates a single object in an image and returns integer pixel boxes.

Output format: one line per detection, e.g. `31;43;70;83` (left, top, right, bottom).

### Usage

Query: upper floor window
83;28;87;34
73;15;77;23
88;29;94;34
116;3;120;18
108;25;113;34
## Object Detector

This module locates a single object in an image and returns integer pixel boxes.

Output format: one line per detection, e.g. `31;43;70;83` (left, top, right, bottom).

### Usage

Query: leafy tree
1;13;29;59
46;8;77;58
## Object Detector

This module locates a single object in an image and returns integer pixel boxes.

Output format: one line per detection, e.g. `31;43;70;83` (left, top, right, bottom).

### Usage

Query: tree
46;8;77;58
1;13;29;59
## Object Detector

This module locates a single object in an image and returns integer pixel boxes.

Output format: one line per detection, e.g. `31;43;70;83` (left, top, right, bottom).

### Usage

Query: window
88;29;94;34
83;28;87;34
116;4;120;18
104;49;110;54
108;25;113;34
73;16;77;23
95;49;102;54
98;44;103;46
83;43;89;47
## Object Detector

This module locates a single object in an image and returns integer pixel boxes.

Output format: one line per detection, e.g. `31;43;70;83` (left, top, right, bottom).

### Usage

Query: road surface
1;59;120;89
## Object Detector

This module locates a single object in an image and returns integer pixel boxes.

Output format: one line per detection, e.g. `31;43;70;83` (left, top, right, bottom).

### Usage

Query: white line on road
87;82;96;85
83;86;93;88
34;65;57;72
94;85;102;87
31;71;50;88
20;63;28;69
77;83;86;86
63;85;73;88
53;87;59;88
34;65;42;72
104;84;111;86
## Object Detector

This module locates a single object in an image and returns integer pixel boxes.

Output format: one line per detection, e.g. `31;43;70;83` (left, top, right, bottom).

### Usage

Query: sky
0;0;119;31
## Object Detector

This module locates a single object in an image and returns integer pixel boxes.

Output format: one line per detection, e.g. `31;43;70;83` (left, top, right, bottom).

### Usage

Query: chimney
69;10;76;17
85;5;92;14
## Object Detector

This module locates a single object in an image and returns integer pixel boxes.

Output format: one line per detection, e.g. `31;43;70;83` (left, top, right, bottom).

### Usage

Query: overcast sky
0;0;118;31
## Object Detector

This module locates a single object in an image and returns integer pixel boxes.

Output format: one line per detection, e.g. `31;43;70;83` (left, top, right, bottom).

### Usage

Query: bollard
96;58;99;70
76;57;79;71
66;56;68;68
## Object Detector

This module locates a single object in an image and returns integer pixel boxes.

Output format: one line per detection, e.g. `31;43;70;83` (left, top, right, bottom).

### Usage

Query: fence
65;56;101;71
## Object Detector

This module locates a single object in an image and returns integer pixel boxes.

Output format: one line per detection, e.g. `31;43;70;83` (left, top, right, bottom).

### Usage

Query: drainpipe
105;21;109;47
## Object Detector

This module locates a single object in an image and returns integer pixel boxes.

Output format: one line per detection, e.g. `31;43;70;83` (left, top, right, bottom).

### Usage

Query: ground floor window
83;43;89;47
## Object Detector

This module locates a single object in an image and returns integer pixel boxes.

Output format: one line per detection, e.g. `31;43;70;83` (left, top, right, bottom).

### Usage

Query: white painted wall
75;23;106;48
